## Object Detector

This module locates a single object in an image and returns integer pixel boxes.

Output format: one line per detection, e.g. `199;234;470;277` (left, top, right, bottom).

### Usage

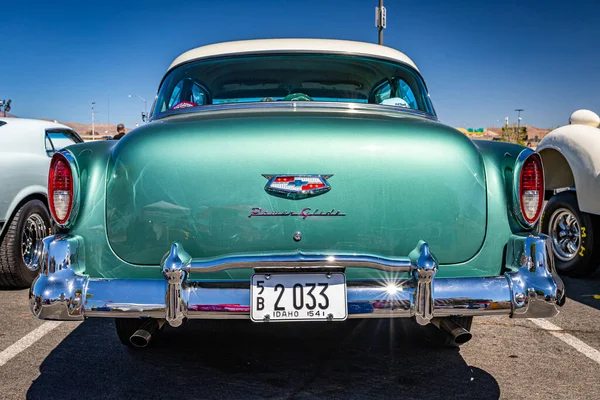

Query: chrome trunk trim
184;251;413;274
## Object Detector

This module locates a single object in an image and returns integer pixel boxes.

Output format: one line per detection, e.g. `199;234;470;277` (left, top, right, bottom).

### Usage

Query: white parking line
529;318;600;365
0;322;63;367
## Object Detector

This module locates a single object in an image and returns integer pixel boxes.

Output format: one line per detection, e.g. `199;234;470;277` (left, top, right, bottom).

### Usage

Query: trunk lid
106;112;487;265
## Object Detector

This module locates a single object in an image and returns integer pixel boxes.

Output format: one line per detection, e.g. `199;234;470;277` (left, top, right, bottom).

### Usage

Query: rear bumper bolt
515;292;526;303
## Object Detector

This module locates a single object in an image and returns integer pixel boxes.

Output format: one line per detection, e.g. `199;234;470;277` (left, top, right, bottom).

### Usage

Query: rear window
153;54;435;117
0;121;6;128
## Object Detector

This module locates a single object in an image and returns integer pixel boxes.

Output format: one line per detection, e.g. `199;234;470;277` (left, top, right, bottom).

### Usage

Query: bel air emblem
262;174;333;200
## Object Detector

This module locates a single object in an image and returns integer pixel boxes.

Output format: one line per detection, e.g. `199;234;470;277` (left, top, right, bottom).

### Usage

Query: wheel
0;200;51;288
423;316;473;348
541;191;600;277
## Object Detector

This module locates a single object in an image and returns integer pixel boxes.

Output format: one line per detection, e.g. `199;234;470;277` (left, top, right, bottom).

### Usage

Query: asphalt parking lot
1;271;599;400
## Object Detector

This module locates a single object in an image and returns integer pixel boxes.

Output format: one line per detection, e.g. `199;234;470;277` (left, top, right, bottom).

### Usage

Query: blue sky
1;0;599;130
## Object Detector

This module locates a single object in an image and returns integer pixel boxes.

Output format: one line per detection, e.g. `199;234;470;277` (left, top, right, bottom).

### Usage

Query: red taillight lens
49;153;73;225
519;154;544;224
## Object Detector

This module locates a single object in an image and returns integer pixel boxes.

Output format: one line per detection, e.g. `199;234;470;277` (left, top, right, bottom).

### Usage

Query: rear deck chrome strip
152;101;439;123
185;251;413;274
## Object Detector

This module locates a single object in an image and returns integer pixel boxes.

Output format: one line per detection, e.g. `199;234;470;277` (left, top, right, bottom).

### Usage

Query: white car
0;118;82;287
538;110;600;277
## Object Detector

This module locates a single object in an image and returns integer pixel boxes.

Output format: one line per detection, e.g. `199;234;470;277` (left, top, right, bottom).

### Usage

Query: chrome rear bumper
30;234;565;327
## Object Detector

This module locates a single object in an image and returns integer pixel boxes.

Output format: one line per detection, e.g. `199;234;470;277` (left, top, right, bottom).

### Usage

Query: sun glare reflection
376;274;406;298
386;284;399;296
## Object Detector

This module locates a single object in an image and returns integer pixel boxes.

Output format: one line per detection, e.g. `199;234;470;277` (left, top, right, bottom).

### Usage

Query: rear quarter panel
468;140;537;272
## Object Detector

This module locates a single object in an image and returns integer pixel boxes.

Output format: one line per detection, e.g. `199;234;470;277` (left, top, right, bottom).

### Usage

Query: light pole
129;94;148;122
91;102;96;140
515;109;524;131
107;91;111;136
375;0;386;45
0;99;12;117
515;108;524;142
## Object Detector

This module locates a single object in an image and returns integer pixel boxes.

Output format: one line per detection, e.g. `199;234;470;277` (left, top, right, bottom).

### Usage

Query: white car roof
0;117;72;132
168;38;420;72
0;118;75;153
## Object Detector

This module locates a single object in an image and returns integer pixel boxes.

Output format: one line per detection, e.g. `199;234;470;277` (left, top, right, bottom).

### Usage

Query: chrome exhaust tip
130;330;152;348
129;319;163;348
432;318;473;345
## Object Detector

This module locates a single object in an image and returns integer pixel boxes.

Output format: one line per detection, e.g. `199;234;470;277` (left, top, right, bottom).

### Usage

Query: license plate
250;273;347;322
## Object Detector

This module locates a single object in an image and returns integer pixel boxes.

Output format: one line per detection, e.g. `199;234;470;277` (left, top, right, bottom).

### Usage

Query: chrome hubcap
21;213;46;271
549;208;581;262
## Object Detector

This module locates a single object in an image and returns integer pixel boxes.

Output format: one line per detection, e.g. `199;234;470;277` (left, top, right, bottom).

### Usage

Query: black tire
0;199;51;288
541;191;600;277
423;316;473;348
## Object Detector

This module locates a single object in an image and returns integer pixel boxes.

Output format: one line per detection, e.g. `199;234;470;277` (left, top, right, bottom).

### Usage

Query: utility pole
91;102;96;140
375;0;386;45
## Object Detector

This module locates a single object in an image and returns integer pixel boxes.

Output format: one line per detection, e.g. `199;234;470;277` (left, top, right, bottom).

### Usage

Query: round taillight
519;153;544;225
49;153;74;225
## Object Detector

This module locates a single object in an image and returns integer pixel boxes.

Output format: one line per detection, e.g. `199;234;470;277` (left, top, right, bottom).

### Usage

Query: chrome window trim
44;131;56;155
44;128;84;157
151;51;436;121
150;101;439;123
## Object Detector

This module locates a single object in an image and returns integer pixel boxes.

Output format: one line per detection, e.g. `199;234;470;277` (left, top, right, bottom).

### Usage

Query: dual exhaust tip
127;317;472;348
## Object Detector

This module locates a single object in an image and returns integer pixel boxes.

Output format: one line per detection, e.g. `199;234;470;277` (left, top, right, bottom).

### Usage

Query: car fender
537;124;600;215
1;184;48;229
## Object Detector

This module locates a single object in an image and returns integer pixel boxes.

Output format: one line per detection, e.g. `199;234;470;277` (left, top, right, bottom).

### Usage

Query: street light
515;109;524;143
129;94;148;122
515;109;524;131
107;91;111;134
91;102;96;140
375;0;386;45
0;99;12;117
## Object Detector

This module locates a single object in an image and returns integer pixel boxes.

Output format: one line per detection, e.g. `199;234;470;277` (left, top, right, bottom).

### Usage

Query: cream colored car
538;110;600;277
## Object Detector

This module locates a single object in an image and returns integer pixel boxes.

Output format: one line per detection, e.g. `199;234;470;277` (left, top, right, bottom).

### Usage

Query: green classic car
30;39;564;348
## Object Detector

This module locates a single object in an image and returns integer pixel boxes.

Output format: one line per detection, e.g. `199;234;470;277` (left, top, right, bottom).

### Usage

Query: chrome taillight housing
515;152;544;226
48;151;77;226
